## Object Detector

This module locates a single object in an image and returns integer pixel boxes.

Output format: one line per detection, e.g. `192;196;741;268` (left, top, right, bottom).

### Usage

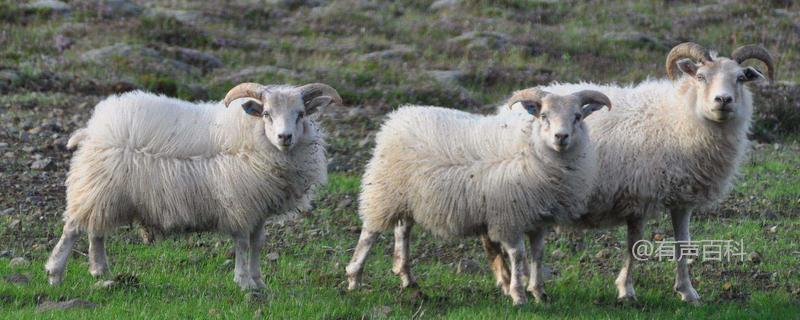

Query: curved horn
507;88;549;109
573;90;612;111
732;45;775;82
666;42;712;80
223;83;265;107
298;83;343;106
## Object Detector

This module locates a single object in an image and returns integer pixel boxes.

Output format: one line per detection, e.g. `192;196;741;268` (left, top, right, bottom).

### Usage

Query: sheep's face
516;93;608;153
676;57;764;123
241;91;329;151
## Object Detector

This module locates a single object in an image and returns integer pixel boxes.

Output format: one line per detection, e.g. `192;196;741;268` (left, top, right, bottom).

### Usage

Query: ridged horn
731;45;775;82
298;83;343;106
666;42;712;80
507;88;549;109
223;83;265;107
573;90;612;111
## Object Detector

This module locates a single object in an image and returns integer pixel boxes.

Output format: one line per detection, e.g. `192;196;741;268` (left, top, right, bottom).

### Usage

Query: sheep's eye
574;114;582;122
696;74;706;82
540;113;547;120
262;111;270;118
737;74;747;82
297;111;305;120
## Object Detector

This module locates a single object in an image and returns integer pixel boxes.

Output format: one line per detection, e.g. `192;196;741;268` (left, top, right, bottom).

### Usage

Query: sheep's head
223;82;342;151
508;89;611;152
667;42;774;123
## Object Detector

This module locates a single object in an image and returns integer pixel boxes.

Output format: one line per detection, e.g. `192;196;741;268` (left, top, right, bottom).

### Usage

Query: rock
4;273;29;285
551;249;565;260
82;44;159;62
455;258;481;274
94;279;117;288
0;208;13;216
161;46;223;69
602;31;663;49
358;46;414;61
748;252;762;264
594;249;611;259
31;158;53;170
0;250;11;258
22;0;71;13
448;31;511;50
9;257;30;268
215;65;300;83
266;252;279;261
147;8;198;23
426;70;465;85
768;225;778;233
96;0;144;17
37;299;97;312
430;0;461;10
82;44;193;74
53;34;73;52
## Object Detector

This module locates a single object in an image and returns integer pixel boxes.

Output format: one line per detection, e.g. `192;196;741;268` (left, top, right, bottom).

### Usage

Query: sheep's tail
66;128;88;150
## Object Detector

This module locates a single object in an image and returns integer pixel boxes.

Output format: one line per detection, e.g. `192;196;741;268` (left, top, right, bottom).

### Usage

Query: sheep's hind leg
391;219;417;289
249;223;267;289
671;208;700;304
480;234;510;296
526;227;548;303
45;218;81;285
88;233;110;277
233;235;258;290
615;217;644;302
345;228;379;291
500;237;529;306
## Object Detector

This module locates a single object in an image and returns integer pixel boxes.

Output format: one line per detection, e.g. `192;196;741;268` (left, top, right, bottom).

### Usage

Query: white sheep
495;43;774;303
345;90;611;305
45;82;341;290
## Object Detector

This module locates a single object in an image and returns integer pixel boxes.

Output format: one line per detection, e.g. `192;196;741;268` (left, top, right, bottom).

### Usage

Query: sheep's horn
298;83;343;106
507;88;549;109
731;45;775;83
666;42;712;80
223;83;265;107
573;90;612;111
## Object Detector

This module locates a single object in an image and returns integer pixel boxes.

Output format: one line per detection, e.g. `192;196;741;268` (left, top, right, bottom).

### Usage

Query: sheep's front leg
345;228;379;291
391;219;417;288
500;237;528;306
480;234;510;296
671;208;700;303
45;219;81;285
88;233;110;277
249;223;267;289
526;227;548;303
233;235;258;290
615;217;644;301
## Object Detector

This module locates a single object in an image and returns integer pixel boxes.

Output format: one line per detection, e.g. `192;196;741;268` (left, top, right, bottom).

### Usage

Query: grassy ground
1;0;799;319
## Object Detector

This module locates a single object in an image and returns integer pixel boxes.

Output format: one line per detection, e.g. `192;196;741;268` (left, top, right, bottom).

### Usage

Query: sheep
345;90;612;305
492;43;774;303
45;82;341;290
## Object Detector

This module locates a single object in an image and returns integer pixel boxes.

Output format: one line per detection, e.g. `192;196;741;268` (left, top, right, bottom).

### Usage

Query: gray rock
22;0;71;13
31;158;53;170
426;69;464;85
358;46;414;62
455;258;481;274
82;44;160;62
37;299;97;312
449;31;511;50
266;252;279;261
4;273;30;285
97;0;143;17
215;65;300;83
162;47;223;69
602;31;663;49
147;8;198;23
430;0;461;10
9;257;30;268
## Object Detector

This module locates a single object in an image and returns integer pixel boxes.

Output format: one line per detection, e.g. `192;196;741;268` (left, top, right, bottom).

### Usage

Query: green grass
2;161;799;319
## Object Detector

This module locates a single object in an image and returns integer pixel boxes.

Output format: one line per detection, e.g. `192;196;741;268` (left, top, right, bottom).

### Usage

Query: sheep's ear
241;100;263;117
676;58;699;76
742;66;765;82
512;100;540;117
581;103;606;118
304;96;333;115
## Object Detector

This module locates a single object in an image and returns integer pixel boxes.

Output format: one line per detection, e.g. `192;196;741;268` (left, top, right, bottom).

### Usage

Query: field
1;0;799;319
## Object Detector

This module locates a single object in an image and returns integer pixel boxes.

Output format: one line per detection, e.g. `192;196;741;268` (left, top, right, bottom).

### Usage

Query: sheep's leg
233;235;258;290
88;233;110;277
615;217;644;301
45;218;81;285
671;208;700;303
526;227;548;303
391;219;417;288
345;228;379;291
480;234;510;296
249;223;266;289
500;237;528;306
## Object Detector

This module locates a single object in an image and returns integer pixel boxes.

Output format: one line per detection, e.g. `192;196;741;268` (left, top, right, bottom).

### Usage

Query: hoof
676;286;700;304
616;294;638;305
90;267;109;278
252;278;267;290
235;276;259;291
530;290;549;304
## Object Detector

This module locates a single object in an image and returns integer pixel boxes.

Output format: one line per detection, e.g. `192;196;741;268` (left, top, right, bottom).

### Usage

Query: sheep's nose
555;133;569;144
278;133;292;144
714;95;733;106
